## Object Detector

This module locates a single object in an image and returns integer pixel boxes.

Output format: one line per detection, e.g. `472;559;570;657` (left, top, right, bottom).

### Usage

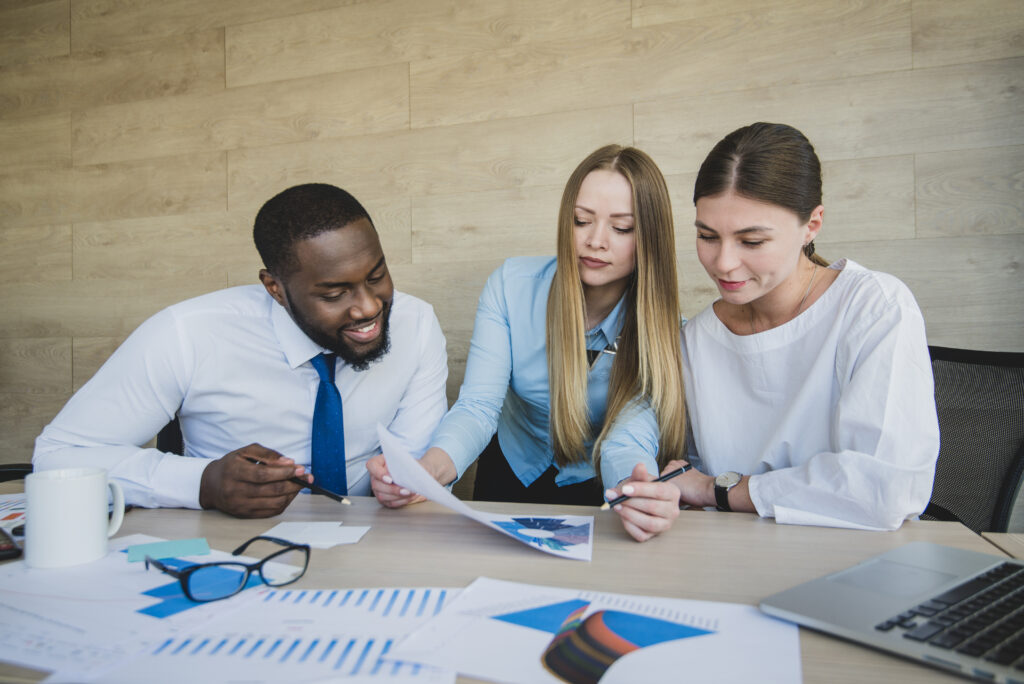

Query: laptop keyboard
875;562;1024;669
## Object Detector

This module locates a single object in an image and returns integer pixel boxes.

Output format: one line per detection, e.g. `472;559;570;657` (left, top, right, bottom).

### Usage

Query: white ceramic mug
25;467;125;568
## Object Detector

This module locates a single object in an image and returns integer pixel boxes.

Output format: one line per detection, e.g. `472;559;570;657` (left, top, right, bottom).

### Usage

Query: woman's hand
660;458;715;509
366;447;457;509
605;463;682;542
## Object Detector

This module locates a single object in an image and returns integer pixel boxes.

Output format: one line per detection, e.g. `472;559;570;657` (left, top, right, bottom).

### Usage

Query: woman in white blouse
663;122;939;530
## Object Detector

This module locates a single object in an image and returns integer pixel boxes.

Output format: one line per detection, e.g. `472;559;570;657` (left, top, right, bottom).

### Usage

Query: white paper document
392;577;801;684
263;521;371;548
378;425;594;561
102;586;459;684
0;534;261;683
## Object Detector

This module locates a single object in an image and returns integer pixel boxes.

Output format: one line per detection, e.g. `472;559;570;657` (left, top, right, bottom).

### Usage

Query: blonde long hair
546;145;686;471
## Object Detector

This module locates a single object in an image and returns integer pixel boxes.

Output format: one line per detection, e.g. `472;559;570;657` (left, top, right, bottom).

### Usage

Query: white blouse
681;259;939;530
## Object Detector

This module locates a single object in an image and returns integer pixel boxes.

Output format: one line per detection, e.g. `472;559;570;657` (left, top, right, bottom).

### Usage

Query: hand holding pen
601;464;692;510
242;455;350;505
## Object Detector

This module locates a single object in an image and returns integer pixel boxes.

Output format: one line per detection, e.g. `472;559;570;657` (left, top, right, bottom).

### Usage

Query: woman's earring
803;241;816;258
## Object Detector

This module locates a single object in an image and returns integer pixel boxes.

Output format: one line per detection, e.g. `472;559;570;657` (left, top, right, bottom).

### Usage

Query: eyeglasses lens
187;563;250;601
259;547;308;586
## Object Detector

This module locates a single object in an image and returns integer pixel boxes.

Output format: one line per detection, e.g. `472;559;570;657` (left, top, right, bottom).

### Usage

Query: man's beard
285;289;392;372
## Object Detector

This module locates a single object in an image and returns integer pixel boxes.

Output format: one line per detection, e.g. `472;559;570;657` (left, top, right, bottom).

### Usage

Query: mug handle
107;480;125;537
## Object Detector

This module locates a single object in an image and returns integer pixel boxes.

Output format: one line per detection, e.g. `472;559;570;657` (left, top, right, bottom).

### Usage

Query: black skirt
472;435;604;506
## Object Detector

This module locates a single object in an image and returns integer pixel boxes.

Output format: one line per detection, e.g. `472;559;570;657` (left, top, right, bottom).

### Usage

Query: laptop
760;542;1024;683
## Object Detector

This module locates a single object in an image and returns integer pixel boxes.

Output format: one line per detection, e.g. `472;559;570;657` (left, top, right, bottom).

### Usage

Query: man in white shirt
33;184;448;518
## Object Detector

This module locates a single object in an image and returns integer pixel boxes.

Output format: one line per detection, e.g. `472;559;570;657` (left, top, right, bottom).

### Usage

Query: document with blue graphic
102;585;457;684
392;577;801;684
0;534;259;682
379;426;594;561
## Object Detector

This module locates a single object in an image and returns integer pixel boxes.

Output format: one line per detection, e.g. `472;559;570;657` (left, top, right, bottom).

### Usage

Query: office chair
0;463;32;483
921;346;1024;533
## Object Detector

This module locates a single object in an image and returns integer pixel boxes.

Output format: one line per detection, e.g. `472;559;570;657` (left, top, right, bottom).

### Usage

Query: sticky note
126;537;210;562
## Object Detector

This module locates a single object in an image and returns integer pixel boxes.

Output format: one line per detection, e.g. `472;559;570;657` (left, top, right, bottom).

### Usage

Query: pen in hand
242;455;351;505
600;464;692;510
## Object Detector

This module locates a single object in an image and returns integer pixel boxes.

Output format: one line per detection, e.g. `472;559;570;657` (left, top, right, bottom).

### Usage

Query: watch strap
714;481;732;512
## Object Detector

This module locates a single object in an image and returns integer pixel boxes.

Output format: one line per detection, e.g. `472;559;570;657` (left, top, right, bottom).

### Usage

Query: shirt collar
586;293;627;348
269;294;327;369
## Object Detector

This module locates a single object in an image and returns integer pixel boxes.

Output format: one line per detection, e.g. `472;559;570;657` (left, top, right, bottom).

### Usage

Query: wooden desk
1;496;1003;683
984;532;1024;559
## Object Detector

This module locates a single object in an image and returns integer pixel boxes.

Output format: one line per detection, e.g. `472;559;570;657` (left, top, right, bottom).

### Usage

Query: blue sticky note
126;537;211;562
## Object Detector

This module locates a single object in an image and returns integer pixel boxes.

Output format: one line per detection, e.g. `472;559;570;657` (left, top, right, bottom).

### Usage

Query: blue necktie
309;353;347;495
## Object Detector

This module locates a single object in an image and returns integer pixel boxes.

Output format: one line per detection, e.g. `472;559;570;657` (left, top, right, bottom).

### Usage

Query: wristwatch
714;471;741;512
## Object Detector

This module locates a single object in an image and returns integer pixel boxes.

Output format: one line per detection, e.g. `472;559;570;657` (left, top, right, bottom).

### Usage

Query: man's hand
367;447;457;509
605;463;683;542
199;444;310;518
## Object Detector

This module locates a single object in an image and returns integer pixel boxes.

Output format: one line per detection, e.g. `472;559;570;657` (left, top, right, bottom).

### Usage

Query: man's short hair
253;183;373;277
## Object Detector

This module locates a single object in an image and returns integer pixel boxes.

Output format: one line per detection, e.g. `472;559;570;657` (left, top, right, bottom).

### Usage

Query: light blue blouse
430;256;660;489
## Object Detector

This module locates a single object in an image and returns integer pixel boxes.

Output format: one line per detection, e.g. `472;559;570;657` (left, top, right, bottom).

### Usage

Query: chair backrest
923;346;1024;532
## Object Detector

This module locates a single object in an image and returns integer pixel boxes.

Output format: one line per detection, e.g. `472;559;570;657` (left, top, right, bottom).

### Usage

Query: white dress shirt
681;259;939;530
33;286;448;508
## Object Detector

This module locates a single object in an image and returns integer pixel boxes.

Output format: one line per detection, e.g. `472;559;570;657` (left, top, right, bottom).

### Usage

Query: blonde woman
369;145;686;541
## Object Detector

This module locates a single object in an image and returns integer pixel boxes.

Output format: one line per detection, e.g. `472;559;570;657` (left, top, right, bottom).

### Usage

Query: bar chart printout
392;577;801;684
101;586;459;683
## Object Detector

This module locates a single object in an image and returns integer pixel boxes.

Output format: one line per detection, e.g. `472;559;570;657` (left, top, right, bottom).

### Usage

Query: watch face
715;471;741;488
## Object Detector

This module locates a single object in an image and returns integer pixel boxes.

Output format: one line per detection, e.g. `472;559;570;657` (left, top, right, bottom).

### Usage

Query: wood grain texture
0;111;68;168
70;0;369;51
0;392;69;463
0;223;72;283
0;276;225;338
410;0;910;128
0;29;224;119
227;105;633;213
0;152;226;228
0;337;70;394
73;211;255;281
0;0;68;66
412;185;561;264
834;235;1024;352
912;0;1024;69
226;0;630;87
72;64;409;165
916;145;1024;237
635;57;1024;175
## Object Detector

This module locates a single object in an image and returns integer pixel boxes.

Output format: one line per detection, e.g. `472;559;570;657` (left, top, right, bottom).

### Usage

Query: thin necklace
749;263;819;335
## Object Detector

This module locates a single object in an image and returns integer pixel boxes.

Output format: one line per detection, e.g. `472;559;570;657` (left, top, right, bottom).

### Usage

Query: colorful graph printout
0;534;262;683
379;425;594;561
392;577;801;684
101;586;458;684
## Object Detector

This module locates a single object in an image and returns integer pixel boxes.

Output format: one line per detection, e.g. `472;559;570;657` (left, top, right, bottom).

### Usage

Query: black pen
242;456;351;505
600;464;692;510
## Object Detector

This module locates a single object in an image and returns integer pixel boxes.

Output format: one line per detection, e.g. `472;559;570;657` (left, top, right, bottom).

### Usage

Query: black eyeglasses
145;535;310;602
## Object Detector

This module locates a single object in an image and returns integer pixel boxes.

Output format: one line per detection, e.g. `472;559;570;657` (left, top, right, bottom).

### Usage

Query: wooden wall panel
70;0;367;51
0;152;226;228
0;393;69;463
411;1;910;128
0;29;224;119
836;235;1024;351
412;185;561;264
72;211;255;280
226;0;629;88
0;338;70;394
0;111;69;168
912;0;1024;68
72;65;409;165
0;0;68;66
227;106;633;215
0;224;72;283
0;277;226;339
916;145;1024;238
635;57;1024;175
